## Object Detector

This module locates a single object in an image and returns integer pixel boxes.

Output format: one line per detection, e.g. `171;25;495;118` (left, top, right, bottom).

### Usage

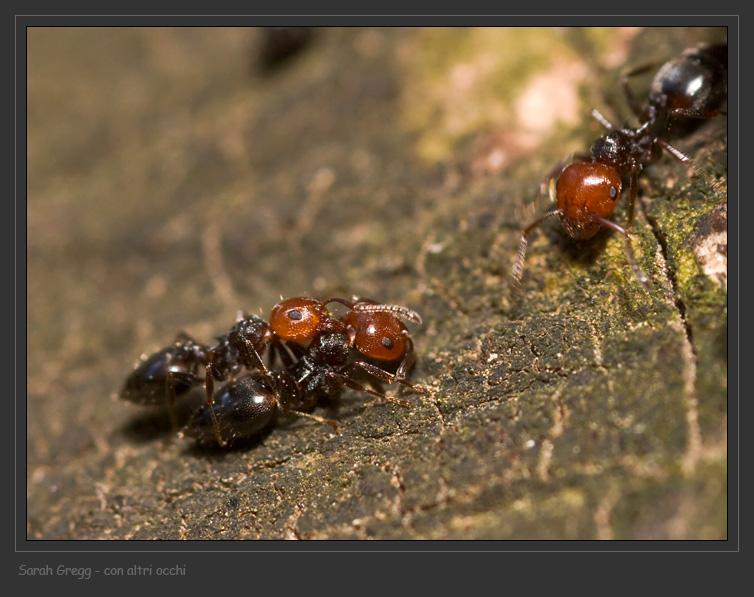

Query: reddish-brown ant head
270;297;339;344
343;310;408;361
556;162;622;240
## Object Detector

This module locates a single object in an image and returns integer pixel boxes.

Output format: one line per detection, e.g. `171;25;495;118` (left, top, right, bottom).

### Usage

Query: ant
511;42;727;296
274;297;420;407
120;314;275;443
184;296;422;445
122;296;422;446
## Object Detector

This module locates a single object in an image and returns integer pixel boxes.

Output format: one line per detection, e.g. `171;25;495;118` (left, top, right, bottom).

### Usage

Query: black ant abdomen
120;314;275;444
183;374;278;444
645;43;727;136
120;339;207;406
121;314;274;410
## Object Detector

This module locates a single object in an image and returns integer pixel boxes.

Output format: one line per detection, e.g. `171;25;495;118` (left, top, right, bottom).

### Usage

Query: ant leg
620;61;661;117
657;139;726;192
285;341;308;360
162;370;195;444
269;340;294;370
203;365;226;446
349;360;422;393
266;342;278;370
592;215;651;288
341;358;426;403
592;109;616;131
287;410;340;433
241;338;269;375
271;372;340;432
511;210;561;297
327;369;411;407
395;333;415;380
266;341;296;371
626;162;639;233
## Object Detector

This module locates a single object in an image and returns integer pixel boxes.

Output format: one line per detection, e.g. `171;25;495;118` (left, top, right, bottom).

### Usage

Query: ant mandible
122;296;423;446
511;42;727;296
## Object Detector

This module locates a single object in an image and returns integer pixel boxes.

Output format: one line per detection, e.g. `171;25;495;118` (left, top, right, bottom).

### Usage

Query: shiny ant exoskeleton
511;42;727;295
121;314;274;442
121;296;422;446
274;297;421;408
266;297;421;399
181;370;323;445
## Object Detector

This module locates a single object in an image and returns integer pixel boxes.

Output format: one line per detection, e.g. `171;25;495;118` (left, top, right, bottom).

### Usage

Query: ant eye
288;310;303;321
609;186;618;200
381;337;394;350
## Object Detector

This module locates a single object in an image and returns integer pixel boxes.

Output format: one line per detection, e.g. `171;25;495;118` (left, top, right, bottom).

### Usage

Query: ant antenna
510;210;561;299
352;302;423;325
325;297;423;325
657;140;726;194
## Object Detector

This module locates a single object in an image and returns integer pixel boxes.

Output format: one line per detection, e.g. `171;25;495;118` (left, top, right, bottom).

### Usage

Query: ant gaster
122;297;422;446
121;314;274;442
511;42;727;295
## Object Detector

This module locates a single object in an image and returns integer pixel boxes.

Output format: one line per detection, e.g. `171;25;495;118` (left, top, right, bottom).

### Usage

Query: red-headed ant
511;42;727;295
121;297;422;446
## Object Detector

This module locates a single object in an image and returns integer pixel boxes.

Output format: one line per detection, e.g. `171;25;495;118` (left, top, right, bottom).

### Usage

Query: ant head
342;301;420;362
270;297;342;344
344;310;407;361
556;162;622;240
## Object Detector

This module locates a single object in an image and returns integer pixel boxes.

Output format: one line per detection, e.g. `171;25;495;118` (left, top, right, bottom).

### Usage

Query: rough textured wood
26;26;727;540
